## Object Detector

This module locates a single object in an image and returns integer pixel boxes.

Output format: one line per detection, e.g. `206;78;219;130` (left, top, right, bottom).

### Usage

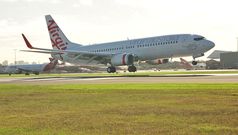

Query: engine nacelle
111;53;134;66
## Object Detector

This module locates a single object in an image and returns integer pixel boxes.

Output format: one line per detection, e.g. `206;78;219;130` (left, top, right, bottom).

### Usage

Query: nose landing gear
192;61;198;65
192;53;204;65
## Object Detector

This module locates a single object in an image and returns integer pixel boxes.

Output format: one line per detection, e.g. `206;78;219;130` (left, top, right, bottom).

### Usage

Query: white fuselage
58;34;214;65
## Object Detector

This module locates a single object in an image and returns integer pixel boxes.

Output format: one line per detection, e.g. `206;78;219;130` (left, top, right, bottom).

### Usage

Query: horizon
1;0;238;64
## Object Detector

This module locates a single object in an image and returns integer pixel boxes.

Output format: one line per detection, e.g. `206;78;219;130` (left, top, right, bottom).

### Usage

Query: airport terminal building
207;50;238;69
220;52;238;69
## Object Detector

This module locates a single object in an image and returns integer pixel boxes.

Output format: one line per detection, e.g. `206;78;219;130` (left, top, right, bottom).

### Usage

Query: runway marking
1;73;238;84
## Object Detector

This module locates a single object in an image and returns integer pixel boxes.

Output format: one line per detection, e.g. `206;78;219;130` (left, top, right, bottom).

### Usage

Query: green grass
0;84;238;134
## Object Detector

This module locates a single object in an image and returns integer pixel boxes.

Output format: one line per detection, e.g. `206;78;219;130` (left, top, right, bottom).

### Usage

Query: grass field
0;83;238;134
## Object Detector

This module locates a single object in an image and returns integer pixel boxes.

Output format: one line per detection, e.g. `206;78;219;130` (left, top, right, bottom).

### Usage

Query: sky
1;0;238;64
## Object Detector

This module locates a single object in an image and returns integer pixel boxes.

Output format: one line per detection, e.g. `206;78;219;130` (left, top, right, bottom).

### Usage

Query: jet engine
111;53;134;66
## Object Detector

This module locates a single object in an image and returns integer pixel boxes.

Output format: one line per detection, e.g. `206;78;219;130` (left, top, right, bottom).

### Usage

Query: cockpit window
194;37;205;41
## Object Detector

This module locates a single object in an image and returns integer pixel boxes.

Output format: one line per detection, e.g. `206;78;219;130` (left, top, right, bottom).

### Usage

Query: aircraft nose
208;40;215;49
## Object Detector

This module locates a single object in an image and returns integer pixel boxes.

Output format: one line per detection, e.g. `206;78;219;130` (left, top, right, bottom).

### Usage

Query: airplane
4;58;58;75
21;15;215;73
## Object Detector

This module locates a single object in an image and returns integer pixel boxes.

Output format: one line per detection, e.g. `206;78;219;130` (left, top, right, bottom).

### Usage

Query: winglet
22;34;33;49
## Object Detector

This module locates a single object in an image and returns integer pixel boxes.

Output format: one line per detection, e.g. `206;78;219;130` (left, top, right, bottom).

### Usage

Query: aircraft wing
21;34;114;64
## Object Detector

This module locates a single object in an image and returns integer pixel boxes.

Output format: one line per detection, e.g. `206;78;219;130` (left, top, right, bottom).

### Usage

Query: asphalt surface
1;74;238;84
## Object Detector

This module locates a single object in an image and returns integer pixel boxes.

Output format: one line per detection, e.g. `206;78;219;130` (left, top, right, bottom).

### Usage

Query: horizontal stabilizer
21;50;64;54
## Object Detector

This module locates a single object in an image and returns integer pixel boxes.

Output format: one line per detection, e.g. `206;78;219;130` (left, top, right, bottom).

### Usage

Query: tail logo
48;20;67;50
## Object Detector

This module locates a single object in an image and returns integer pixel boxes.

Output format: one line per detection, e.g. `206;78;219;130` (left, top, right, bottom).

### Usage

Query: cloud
0;0;18;2
73;0;93;7
25;0;62;4
0;19;8;27
0;16;51;63
0;0;62;3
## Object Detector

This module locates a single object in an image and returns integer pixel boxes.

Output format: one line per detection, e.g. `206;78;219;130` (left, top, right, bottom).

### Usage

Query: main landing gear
107;66;116;73
107;65;137;73
192;60;198;65
128;65;137;72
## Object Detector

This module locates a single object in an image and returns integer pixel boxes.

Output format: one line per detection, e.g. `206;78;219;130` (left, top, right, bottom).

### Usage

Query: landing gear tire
107;67;116;73
192;61;198;65
128;65;137;72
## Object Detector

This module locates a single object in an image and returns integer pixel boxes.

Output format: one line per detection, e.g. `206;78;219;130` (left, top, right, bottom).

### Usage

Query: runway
1;74;238;84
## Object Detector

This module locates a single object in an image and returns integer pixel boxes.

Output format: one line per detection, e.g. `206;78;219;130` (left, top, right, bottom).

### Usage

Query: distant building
206;60;220;69
207;50;231;60
220;52;238;69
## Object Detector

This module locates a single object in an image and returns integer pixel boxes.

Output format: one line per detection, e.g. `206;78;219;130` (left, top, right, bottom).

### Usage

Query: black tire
192;61;198;65
128;65;137;72
111;67;116;73
107;67;116;73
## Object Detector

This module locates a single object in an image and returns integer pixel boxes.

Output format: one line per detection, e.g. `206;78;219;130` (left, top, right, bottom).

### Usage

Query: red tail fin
45;15;69;50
